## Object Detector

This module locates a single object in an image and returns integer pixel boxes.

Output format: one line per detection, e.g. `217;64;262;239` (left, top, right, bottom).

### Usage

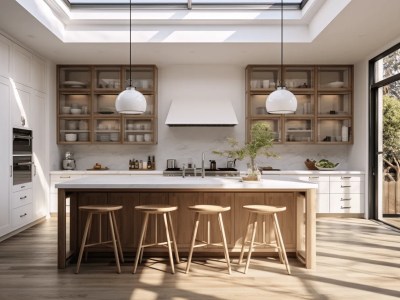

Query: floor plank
0;217;399;300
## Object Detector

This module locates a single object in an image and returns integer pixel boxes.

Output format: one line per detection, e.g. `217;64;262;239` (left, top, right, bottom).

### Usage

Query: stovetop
163;168;240;177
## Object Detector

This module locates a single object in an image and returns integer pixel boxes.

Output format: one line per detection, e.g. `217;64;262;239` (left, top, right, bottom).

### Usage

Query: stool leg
186;212;200;274
167;212;180;264
217;212;231;275
272;215;284;264
163;213;175;274
84;214;93;262
108;212;121;274
239;211;253;264
133;212;149;274
244;213;258;274
111;211;124;263
75;212;93;274
273;213;291;275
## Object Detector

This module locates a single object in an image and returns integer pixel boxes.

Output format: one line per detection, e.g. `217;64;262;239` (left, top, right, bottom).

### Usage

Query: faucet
201;152;205;178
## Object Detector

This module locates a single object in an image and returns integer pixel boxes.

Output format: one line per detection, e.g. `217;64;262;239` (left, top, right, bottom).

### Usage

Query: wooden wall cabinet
246;65;353;144
57;65;158;145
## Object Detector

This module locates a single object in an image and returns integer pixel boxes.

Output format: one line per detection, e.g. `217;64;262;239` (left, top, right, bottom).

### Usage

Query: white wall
59;64;351;171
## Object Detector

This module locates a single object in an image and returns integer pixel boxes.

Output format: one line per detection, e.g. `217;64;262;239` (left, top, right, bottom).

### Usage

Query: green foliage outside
383;95;400;181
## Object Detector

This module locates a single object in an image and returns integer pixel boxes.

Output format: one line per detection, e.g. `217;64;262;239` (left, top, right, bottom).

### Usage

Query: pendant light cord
129;0;132;87
280;0;283;87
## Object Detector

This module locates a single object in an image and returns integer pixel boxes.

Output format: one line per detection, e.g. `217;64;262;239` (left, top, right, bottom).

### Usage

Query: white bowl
327;81;344;88
65;133;77;142
70;108;82;115
62;106;71;114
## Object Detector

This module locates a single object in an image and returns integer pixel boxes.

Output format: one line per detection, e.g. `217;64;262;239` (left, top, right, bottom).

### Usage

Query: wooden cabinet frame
57;64;158;145
246;64;354;145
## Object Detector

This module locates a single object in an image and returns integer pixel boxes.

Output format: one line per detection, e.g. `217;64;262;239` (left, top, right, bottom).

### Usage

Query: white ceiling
0;0;400;66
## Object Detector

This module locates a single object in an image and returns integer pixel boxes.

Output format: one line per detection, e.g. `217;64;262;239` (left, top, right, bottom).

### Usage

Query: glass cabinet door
93;118;121;143
94;67;121;91
283;66;314;90
284;118;314;143
247;66;280;91
93;94;118;115
59;67;91;90
249;119;281;143
249;94;267;116
318;93;352;116
59;117;91;143
293;94;314;116
317;119;352;143
318;66;351;90
123;66;155;92
59;94;91;116
123;118;154;144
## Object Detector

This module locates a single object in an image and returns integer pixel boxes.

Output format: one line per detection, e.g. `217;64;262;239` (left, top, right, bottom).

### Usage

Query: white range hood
165;98;238;127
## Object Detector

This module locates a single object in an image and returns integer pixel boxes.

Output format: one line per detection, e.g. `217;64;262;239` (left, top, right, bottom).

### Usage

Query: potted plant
213;122;277;181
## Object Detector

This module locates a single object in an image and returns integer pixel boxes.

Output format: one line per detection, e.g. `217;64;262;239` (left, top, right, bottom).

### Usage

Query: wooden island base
58;187;316;270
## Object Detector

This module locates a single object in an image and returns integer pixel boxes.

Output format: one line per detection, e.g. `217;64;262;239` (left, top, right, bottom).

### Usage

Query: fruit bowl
315;159;339;170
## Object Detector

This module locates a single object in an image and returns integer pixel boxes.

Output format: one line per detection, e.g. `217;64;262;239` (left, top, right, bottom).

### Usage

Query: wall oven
12;128;33;186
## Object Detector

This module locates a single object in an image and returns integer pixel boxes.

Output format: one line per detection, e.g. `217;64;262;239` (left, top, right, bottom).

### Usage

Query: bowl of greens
315;159;339;170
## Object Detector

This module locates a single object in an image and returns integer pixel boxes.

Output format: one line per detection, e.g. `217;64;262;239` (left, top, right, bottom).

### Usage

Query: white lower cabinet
329;175;364;213
265;172;365;214
50;174;84;213
11;185;33;228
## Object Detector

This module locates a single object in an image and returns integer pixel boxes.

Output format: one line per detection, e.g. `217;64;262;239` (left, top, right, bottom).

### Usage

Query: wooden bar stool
133;205;180;274
75;205;124;274
186;205;231;274
238;205;291;275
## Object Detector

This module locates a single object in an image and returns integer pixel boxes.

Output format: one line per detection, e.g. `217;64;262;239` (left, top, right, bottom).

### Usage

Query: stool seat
75;204;124;274
135;204;178;213
188;205;231;214
79;205;123;212
243;205;286;214
239;204;290;275
186;205;231;274
133;204;179;274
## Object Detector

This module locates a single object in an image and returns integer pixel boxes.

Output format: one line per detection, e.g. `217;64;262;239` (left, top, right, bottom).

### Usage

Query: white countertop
55;175;318;190
50;170;365;176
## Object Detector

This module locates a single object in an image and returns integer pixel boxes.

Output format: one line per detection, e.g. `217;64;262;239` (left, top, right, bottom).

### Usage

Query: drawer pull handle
341;206;351;209
20;196;27;200
21;185;26;189
20;213;27;218
341;198;351;201
309;176;319;179
341;176;352;179
60;176;71;179
341;185;351;188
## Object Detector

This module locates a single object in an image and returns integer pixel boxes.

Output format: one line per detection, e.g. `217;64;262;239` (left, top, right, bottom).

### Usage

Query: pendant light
266;0;297;114
115;0;146;114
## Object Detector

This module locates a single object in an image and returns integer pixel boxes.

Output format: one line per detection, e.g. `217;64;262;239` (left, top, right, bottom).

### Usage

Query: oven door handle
16;161;34;166
13;134;33;140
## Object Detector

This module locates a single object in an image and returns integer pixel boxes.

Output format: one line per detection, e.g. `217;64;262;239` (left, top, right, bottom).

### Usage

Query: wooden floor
0;217;399;300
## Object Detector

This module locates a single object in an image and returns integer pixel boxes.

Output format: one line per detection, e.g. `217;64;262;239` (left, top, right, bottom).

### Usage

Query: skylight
65;0;308;10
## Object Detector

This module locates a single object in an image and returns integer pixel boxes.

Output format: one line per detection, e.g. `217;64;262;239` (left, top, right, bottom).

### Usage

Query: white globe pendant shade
266;87;297;114
115;86;147;114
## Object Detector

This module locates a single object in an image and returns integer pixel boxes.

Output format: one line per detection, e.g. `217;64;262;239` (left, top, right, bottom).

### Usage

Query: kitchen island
57;175;317;269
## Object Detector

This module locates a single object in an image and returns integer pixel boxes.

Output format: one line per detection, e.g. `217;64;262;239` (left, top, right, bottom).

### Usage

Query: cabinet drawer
329;175;364;182
329;193;364;213
329;181;364;194
50;174;83;193
295;176;329;193
12;189;32;209
12;202;33;227
12;182;33;193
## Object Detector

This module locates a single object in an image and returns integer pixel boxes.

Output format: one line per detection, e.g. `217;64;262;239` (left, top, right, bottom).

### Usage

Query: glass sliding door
370;43;400;228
